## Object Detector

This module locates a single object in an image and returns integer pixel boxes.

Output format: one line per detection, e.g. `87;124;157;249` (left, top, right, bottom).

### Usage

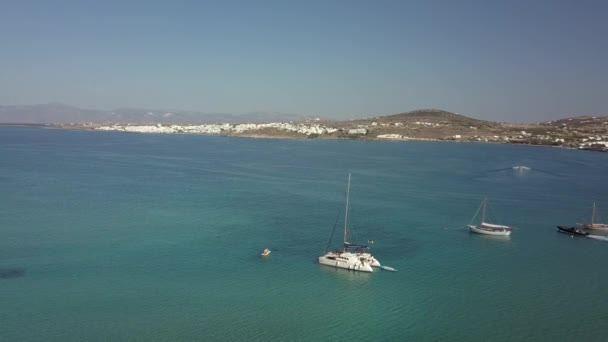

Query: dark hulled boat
557;226;589;236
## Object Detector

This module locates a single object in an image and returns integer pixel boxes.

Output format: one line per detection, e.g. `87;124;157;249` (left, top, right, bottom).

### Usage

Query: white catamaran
319;173;381;272
468;198;513;236
581;202;608;230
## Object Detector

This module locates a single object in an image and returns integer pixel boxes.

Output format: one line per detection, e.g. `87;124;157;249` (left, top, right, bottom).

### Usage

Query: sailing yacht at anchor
318;173;381;272
580;202;608;230
468;197;513;236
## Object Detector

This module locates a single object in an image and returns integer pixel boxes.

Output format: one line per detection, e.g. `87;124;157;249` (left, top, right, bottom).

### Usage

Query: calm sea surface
1;127;608;341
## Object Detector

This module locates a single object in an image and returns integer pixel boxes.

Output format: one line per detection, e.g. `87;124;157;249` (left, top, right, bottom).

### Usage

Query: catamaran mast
344;173;351;244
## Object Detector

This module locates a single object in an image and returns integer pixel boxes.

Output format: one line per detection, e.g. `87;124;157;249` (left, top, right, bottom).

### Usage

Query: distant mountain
0;103;102;124
541;115;608;128
2;104;605;128
335;109;496;128
379;109;488;125
0;103;307;124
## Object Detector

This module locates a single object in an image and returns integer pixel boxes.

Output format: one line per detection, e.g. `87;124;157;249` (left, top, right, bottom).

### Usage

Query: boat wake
480;165;561;178
380;266;397;272
587;235;608;242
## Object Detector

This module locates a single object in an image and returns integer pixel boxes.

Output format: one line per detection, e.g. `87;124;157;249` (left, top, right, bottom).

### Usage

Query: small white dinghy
379;265;397;272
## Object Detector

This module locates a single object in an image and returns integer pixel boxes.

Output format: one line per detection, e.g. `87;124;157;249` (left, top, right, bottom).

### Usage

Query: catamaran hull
468;225;512;236
357;253;381;267
318;256;373;272
369;258;381;267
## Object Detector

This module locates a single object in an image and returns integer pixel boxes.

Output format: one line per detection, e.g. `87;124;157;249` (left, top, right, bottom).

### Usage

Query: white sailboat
468;198;513;236
581;202;608;230
319;173;380;272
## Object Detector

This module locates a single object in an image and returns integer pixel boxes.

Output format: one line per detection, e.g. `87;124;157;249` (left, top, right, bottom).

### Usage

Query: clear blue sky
1;0;606;121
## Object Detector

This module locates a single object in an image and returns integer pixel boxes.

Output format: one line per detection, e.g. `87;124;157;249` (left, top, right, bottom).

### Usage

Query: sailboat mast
344;173;351;244
481;197;487;224
592;202;596;225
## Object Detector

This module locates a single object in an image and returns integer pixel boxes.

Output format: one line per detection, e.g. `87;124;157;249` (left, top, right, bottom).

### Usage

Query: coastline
35;123;606;152
2;120;605;152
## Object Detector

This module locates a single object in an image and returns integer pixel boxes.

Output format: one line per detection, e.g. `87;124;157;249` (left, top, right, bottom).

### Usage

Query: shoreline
47;124;604;152
2;122;606;152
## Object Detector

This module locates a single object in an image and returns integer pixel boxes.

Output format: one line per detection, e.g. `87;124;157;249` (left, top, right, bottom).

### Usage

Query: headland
60;109;608;152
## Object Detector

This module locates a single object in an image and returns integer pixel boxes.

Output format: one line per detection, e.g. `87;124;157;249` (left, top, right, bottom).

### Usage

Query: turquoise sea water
1;127;608;341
